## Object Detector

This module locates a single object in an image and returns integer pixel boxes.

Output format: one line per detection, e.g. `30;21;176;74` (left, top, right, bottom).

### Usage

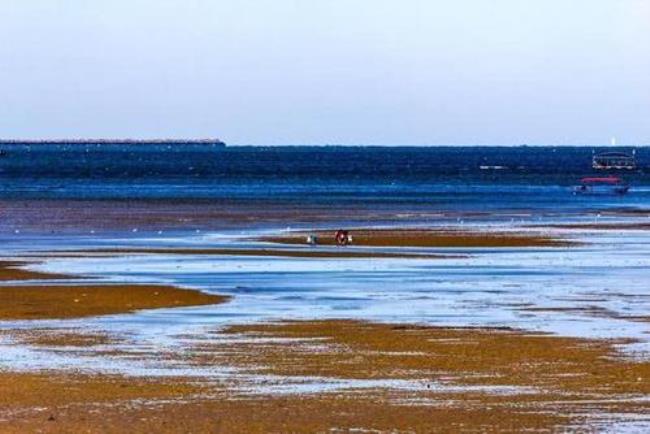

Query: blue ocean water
0;145;647;202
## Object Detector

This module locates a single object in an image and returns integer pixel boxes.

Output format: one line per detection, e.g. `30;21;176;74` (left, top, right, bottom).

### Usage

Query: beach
2;206;650;432
2;146;650;432
3;0;649;427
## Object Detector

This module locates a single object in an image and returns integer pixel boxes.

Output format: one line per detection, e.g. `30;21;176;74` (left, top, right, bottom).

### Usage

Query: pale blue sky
0;1;648;145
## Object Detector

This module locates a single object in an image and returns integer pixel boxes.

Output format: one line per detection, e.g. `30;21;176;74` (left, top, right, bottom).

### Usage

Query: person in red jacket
335;229;350;246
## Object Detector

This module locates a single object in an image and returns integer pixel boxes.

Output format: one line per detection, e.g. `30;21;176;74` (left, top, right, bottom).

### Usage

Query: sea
0;145;648;230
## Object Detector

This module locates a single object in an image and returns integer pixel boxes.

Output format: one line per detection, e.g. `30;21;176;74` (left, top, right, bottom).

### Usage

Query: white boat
592;151;636;170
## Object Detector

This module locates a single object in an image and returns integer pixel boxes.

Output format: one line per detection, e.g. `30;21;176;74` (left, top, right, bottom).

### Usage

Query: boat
573;177;629;195
592;151;636;170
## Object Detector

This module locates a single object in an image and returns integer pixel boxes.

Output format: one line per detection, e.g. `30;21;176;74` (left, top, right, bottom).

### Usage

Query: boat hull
573;185;629;195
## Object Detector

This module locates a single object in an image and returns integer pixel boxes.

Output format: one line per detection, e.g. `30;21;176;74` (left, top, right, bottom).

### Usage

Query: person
335;229;350;246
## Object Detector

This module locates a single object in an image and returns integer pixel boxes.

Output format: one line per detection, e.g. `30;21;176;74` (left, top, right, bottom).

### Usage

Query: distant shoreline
0;139;226;146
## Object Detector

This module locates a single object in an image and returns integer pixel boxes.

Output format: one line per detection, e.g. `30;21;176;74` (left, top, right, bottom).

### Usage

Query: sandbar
261;228;572;248
0;284;228;320
0;261;72;281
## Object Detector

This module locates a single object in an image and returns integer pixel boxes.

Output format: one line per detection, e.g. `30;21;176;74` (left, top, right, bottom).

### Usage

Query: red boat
573;177;629;195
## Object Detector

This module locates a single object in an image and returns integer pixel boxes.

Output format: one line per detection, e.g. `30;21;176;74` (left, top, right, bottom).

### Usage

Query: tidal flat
2;215;650;432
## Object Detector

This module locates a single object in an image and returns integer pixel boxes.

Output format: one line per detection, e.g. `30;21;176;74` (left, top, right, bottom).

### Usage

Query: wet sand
0;373;201;409
0;251;228;321
0;372;208;433
0;261;71;281
5;320;650;432
213;321;649;395
0;251;646;431
0;371;565;433
262;228;572;248
1;232;648;432
0;199;563;235
0;284;228;320
4;329;119;347
187;320;650;430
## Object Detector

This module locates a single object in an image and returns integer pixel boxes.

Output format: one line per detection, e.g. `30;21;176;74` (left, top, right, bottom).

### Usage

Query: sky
0;0;648;146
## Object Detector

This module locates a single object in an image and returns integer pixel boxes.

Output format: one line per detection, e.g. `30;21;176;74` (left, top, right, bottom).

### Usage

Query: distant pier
0;139;226;146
